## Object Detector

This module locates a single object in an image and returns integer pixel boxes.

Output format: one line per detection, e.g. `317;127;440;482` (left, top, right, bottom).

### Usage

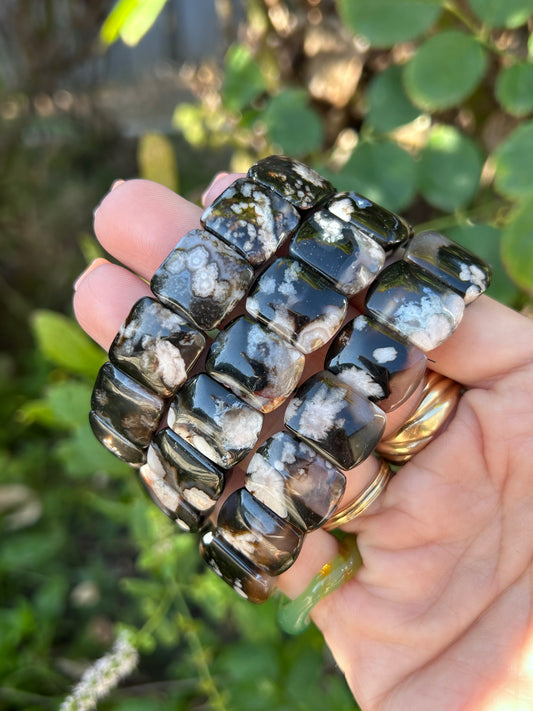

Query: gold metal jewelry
376;370;462;465
323;458;391;530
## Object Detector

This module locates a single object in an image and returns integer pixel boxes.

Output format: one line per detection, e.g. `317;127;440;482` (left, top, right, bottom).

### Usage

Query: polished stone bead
246;257;347;354
248;155;335;210
138;465;207;532
289;209;386;298
109;296;205;398
326;315;427;412
206;316;305;413
167;374;263;468
284;370;386;470
89;410;146;466
365;261;466;352
151;228;254;331
91;362;165;447
328;191;412;251
199;528;274;603
138;429;225;529
201;178;300;266
154;428;225;502
246;431;346;532
404;230;491;304
216;488;303;575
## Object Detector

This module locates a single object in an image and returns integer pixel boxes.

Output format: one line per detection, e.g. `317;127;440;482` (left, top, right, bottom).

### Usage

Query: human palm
74;176;533;711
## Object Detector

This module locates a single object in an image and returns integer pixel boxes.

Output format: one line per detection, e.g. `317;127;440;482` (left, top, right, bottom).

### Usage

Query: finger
93;179;203;280
428;296;533;386
73;261;151;351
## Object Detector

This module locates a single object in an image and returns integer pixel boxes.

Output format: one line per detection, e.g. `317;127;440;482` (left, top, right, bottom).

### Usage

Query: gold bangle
323;458;391;530
376;371;462;465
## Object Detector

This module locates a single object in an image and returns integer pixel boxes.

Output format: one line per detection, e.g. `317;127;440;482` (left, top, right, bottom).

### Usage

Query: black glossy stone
109;296;205;397
246;257;347;354
326;314;427;412
248;155;335;210
206;315;305;413
365;260;465;352
284;370;386;470
216;488;303;575
138;466;207;532
199;527;274;603
167;374;263;468
289;209;385;298
246;431;346;532
154;428;225;501
328;191;412;251
201;177;300;266
151;228;254;331
89;410;146;466
91;362;165;447
138;429;225;528
404;230;491;304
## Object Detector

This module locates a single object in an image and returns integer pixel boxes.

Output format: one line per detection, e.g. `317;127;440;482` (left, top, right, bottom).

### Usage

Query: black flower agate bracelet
89;155;491;604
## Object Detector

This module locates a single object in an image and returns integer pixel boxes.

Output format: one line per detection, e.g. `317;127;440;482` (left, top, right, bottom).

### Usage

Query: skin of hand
74;176;533;711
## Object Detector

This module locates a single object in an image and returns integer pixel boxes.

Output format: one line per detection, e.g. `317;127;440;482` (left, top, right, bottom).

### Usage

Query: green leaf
501;201;533;295
467;0;533;28
20;381;92;431
55;423;129;478
446;223;518;305
222;44;266;113
262;90;324;156
404;31;487;111
31;311;105;378
495;62;533;117
366;65;421;133
101;0;169;47
172;103;207;148
337;140;417;211
137;133;178;192
419;126;483;211
493;121;533;198
336;0;442;47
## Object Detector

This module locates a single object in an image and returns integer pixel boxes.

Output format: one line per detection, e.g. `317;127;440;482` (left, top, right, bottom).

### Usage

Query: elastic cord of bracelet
89;155;491;604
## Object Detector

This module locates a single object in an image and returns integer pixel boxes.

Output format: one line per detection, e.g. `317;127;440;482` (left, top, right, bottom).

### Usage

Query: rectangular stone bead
154;428;225;501
109;296;205;398
284;370;386;470
325;314;427;412
328;191;412;251
137;429;225;529
89;410;146;466
289;209;386;298
246;257;347;354
365;260;465;352
199;528;274;603
150;228;254;331
201;177;300;266
246;431;346;532
404;230;491;304
91;362;165;447
167;374;263;468
206;315;305;413
138;466;207;532
216;488;303;575
248;155;335;210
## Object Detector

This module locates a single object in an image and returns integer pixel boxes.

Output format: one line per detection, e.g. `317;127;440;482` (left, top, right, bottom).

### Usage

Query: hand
74;175;533;711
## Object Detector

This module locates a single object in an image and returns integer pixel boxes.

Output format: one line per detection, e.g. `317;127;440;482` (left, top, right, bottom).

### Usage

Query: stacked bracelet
89;155;491;604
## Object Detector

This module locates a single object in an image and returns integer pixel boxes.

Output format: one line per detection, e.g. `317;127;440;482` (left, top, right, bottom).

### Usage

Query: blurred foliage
2;0;533;709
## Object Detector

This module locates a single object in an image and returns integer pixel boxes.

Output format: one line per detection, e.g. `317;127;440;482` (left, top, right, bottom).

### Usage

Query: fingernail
201;172;229;206
110;179;125;191
73;258;110;291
